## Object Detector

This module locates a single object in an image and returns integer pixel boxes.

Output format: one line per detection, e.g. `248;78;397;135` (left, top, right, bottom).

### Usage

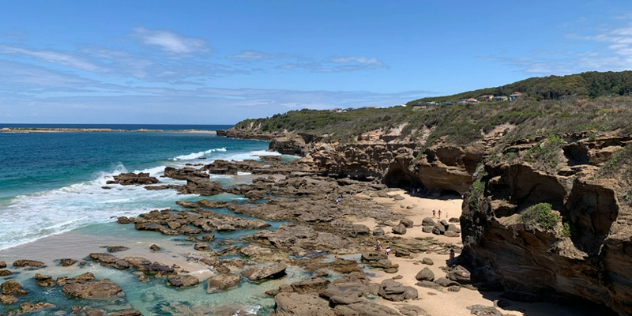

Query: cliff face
461;134;632;315
219;126;632;314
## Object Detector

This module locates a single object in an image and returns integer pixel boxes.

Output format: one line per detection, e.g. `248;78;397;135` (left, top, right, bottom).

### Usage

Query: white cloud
228;50;277;60
0;45;104;72
327;56;385;68
133;27;208;54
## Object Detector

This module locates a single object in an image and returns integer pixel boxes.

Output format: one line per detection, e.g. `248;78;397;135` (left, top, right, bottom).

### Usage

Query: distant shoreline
0;127;218;134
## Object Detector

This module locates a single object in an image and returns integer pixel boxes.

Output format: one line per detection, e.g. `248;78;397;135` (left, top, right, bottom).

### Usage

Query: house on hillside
509;92;523;101
457;98;478;105
492;96;508;102
478;95;494;101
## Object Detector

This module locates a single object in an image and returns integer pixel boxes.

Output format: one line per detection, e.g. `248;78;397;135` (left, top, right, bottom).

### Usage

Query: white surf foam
171;147;227;161
0;163;194;251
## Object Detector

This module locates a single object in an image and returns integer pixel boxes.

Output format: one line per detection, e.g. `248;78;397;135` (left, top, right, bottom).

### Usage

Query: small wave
171;148;227;161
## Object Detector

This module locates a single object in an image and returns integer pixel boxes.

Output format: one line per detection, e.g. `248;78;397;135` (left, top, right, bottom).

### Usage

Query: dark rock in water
176;200;198;208
274;292;334;316
214;264;231;275
117;216;132;224
373;227;385;236
0;270;12;276
89;253;130;270
239;244;273;257
17;302;56;313
0;294;18;305
102;186;112;189
60;258;77;266
194;243;210;251
241;263;287;281
107;246;129;253
391;223;407;235
206;273;241;293
164;166;208;180
13;259;44;268
62;278;123;299
150;244;161;251
112;172;160;185
400;218;414;228
1;280;28;295
201;234;215;242
35;273;55;287
167;275;199;288
138;274;150;282
415;267;434;282
0;261;5;269
333;301;401;316
377;279;417;301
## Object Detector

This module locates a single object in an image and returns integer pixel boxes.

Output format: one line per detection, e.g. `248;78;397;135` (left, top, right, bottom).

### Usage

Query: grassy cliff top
232;71;632;147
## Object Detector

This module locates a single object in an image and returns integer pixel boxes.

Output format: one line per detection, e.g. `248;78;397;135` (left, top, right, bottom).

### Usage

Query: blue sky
1;0;632;124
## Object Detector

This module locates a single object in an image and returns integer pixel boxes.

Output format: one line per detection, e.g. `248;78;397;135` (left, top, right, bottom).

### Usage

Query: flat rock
290;278;331;294
397;304;431;316
18;302;56;313
240;244;273;257
0;294;18;305
60;258;77;266
1;280;27;295
12;259;44;268
206;273;241;293
0;270;12;276
62;279;123;299
274;292;334;316
373;227;385;236
435;277;460;287
467;305;504;316
241;263;287;282
167;274;200;288
416;280;443;291
333;301;401;316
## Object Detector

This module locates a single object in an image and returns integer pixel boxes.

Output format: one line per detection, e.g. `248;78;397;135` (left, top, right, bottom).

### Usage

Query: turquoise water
0;126;280;251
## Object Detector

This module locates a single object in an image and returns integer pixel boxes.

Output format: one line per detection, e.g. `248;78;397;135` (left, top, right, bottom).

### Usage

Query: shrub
468;180;485;209
519;203;560;230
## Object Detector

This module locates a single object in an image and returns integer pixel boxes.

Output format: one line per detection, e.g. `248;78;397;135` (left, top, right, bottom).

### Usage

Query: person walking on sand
432;209;436;218
376;239;381;251
438;210;441;218
385;243;391;256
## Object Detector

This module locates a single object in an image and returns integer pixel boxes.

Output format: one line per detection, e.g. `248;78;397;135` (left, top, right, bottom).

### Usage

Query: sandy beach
360;189;607;316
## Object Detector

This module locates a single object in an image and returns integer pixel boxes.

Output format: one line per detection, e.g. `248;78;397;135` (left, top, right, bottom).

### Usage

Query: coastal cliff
219;96;632;315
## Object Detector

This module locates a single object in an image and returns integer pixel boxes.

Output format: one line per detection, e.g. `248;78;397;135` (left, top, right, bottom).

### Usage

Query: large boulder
111;172;159;185
415;267;434;282
377;279;417;301
35;273;55;287
0;261;6;268
168;275;200;288
400;219;414;228
392;223;407;235
62;279;123;299
241;263;287;282
206;273;241;293
421;217;436;226
12;259;44;268
274;292;334;316
1;280;27;295
446;265;471;284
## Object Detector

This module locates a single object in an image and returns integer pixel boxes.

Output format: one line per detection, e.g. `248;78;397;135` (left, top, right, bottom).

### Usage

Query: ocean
0;124;278;251
0;124;327;314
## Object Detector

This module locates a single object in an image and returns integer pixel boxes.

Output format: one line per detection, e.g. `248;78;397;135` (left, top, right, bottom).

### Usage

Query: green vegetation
562;222;576;238
519;203;561;230
468;179;486;209
599;144;632;177
525;135;565;171
407;70;632;104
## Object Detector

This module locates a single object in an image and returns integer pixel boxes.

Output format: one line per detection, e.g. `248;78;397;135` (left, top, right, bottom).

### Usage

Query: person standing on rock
376;239;381;251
